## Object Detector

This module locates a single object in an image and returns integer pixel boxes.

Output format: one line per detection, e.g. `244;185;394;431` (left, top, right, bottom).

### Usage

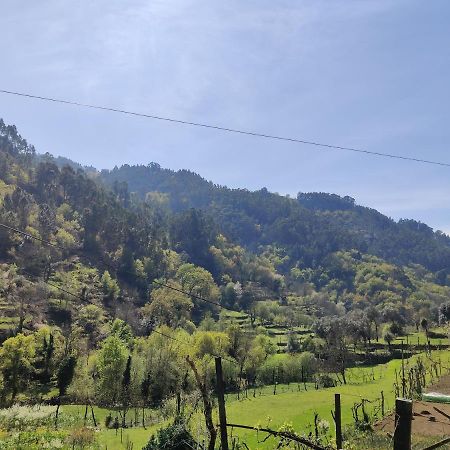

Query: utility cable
1;88;449;167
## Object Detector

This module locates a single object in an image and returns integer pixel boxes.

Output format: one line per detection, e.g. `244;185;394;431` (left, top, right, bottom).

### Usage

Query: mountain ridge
0;117;449;345
97;162;450;274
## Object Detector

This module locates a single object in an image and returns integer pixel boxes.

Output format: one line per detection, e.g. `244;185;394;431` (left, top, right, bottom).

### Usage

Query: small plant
66;427;97;449
0;404;56;431
316;374;335;388
342;426;391;450
0;429;68;450
104;413;112;428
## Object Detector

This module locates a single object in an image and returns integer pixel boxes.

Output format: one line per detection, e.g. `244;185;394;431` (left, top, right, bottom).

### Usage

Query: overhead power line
1;88;449;167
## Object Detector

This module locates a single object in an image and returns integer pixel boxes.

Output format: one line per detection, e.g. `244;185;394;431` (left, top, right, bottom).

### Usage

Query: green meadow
223;350;450;449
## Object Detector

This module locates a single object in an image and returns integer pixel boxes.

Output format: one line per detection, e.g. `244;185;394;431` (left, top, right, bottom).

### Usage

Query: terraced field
0;301;18;334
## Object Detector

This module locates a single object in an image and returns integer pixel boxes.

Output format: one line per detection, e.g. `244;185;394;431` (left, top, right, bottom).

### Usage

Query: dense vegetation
101;163;450;274
0;118;449;448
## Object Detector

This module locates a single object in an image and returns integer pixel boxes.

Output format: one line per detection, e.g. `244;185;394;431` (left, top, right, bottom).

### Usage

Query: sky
1;0;449;233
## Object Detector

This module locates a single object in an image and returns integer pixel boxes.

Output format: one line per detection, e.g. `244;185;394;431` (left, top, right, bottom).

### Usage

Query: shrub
104;413;112;428
66;427;96;449
143;418;198;450
0;404;74;432
0;429;68;450
0;404;56;431
316;374;335;388
428;330;446;339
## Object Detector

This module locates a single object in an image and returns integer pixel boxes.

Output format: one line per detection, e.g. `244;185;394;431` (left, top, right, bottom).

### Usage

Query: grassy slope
60;349;449;449
61;405;163;450
393;328;448;346
224;350;450;449
1;350;446;449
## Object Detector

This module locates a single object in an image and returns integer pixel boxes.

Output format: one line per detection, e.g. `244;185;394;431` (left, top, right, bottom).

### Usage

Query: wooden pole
394;398;412;450
401;341;406;398
335;393;343;450
215;357;229;450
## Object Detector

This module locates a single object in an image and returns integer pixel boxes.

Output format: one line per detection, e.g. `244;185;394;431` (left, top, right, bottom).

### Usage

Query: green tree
57;355;76;397
67;356;96;426
0;333;35;401
34;326;55;383
286;331;301;354
421;318;430;346
176;264;219;319
142;283;193;329
143;418;199;450
96;335;128;406
382;325;394;349
76;304;105;348
101;271;120;305
121;355;132;427
110;318;134;349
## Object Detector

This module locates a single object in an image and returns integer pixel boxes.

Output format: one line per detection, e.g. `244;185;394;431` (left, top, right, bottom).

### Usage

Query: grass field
0;341;448;448
223;349;450;449
393;328;448;346
59;404;164;449
53;347;450;449
44;349;450;449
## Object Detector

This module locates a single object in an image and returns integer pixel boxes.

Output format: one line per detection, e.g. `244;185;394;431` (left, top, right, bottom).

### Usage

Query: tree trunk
341;363;347;385
90;403;97;427
186;356;217;450
54;401;60;429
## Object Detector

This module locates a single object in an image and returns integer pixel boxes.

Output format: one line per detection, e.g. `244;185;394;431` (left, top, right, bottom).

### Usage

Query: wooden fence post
401;341;406;398
394;398;412;450
335;393;343;450
215;357;229;450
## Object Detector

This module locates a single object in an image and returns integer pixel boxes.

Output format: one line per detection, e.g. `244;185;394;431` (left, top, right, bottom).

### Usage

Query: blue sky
1;0;449;232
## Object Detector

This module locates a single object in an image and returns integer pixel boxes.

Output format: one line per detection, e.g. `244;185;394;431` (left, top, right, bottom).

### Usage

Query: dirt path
375;400;450;437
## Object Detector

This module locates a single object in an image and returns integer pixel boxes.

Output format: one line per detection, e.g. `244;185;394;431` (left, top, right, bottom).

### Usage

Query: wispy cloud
1;0;449;232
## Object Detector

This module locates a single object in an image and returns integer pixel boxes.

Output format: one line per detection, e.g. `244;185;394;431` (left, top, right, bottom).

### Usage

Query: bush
256;353;317;385
388;322;403;336
143;418;198;450
428;330;446;339
104;413;112;428
316;374;335;388
67;427;97;449
256;358;284;385
0;430;68;450
0;404;56;431
285;332;300;353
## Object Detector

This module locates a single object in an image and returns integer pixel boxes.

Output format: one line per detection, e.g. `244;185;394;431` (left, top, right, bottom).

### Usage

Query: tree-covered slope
100;163;450;275
2;119;450;450
0;117;449;345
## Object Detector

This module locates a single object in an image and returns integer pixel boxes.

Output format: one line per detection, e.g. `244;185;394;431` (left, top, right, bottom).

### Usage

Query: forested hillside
1;118;450;448
0;117;449;338
100;163;450;274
